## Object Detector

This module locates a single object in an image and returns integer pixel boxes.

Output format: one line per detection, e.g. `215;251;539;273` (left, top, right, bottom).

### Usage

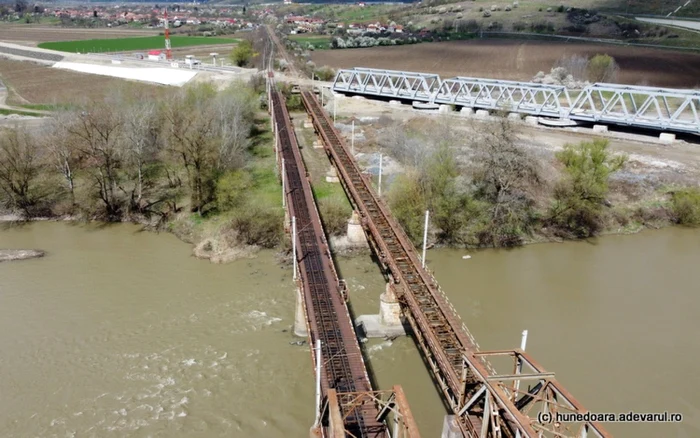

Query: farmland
38;36;240;53
289;34;332;50
312;39;700;88
0;24;159;45
0;59;161;106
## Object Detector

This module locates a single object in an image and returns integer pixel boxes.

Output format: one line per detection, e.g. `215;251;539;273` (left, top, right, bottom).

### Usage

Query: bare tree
164;83;255;215
44;114;79;207
65;103;125;218
122;101;161;212
471;119;542;246
555;54;589;82
0;127;45;216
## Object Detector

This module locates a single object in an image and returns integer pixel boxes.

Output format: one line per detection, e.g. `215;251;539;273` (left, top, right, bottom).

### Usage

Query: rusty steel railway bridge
296;87;612;438
269;82;419;438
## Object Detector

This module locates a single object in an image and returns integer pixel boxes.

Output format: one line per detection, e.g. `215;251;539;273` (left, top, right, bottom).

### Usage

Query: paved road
636;17;700;32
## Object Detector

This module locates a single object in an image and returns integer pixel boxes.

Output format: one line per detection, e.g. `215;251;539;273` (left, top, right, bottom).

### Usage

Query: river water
1;222;699;437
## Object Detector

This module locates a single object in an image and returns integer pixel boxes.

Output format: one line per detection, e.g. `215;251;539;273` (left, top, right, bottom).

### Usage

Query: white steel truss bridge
332;68;700;135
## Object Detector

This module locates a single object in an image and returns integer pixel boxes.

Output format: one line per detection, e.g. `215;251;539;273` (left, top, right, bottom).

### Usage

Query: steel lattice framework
332;68;700;135
302;89;611;438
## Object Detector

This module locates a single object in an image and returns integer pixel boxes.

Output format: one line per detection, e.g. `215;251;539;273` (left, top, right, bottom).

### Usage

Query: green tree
587;54;619;82
549;139;626;238
388;170;426;243
231;39;256;67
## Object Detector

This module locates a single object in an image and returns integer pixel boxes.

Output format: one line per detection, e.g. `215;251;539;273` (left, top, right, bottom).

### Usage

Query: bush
548;139;626;238
388;171;426;242
215;170;252;212
531;20;555;33
587;54;619;83
319;196;351;236
314;65;336;81
513;21;527;31
671;188;700;226
227;204;283;248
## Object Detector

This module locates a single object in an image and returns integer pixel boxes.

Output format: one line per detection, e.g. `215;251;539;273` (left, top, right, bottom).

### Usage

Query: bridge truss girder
332;68;700;135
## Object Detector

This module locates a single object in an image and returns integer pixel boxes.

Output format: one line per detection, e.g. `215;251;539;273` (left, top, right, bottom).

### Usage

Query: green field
38;36;240;53
289;34;332;50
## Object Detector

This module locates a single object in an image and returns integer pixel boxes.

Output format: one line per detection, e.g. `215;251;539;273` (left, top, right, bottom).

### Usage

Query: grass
19;103;74;112
289;34;332;50
38;35;240;53
0;108;43;117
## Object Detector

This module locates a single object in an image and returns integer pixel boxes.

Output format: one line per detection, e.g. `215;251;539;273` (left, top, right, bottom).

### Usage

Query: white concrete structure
325;166;339;183
346;211;367;246
52;62;197;86
593;124;609;133
659;132;676;143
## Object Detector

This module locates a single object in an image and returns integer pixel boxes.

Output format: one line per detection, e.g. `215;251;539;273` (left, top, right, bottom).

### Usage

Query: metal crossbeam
332;68;700;135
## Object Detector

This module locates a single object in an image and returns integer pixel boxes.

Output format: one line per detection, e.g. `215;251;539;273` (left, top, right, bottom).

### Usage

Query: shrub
671;188;700;226
548;139;626;238
227;204;283;247
587;54;619;82
215;170;252;212
314;65;336;81
319;196;351;236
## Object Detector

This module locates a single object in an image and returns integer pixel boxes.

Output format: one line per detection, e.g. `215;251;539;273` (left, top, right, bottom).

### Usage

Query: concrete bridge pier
346;211;368;247
325;166;340;183
355;283;409;338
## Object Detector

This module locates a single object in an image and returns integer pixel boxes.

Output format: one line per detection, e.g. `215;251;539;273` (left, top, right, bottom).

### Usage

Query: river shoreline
0;210;678;257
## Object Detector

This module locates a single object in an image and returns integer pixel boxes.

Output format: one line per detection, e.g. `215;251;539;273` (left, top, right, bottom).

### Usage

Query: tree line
0;80;265;229
383;118;700;248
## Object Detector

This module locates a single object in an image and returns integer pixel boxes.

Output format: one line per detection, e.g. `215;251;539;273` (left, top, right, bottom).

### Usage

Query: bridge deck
270;88;386;438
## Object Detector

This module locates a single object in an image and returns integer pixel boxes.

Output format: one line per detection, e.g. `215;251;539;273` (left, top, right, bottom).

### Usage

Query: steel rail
301;89;611;438
270;88;386;438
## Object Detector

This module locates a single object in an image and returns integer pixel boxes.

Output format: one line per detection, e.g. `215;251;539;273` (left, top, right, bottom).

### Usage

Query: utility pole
421;210;430;268
312;339;322;428
513;330;528;399
351;119;355;156
281;158;286;208
377;153;383;197
292;216;297;281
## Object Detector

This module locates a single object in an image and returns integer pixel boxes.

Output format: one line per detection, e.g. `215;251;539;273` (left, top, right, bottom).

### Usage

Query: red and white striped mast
164;7;172;60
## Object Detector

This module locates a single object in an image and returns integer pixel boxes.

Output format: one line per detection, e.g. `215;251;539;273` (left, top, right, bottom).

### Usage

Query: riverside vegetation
0;77;286;262
2;80;699;257
382;118;700;248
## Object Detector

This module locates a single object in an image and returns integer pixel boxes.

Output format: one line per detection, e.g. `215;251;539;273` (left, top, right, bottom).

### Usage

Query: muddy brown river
1;222;698;437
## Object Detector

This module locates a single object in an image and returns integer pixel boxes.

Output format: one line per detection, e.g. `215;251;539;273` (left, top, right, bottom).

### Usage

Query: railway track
300;90;544;436
269;88;386;438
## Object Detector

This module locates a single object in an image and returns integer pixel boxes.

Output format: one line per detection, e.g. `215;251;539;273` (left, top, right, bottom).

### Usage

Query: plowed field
311;40;700;88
